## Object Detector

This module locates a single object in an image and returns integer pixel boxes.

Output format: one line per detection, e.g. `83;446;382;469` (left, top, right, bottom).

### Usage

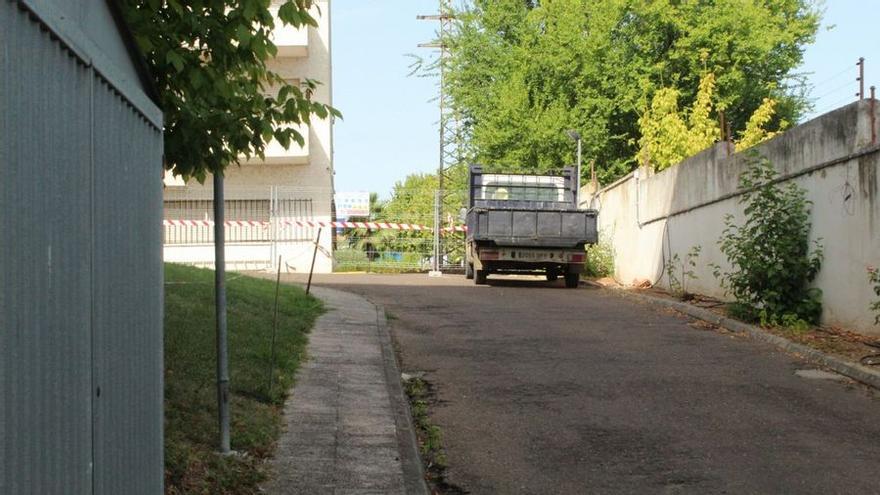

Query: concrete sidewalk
264;286;427;495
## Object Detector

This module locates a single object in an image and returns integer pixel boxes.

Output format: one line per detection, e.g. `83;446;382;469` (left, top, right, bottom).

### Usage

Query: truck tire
564;272;579;288
465;263;474;279
475;269;488;285
546;268;558;281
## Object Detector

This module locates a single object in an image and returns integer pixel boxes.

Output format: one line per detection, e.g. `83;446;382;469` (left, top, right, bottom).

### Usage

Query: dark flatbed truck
464;166;598;288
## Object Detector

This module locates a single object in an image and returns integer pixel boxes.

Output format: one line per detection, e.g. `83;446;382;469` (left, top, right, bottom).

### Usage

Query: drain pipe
634;168;643;229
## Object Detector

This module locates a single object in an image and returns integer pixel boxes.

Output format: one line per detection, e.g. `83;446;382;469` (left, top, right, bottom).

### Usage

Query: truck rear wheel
475;269;488;285
564;272;579;288
465;263;474;279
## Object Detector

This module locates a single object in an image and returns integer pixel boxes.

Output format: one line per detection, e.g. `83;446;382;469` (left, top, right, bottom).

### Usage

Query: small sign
335;192;370;219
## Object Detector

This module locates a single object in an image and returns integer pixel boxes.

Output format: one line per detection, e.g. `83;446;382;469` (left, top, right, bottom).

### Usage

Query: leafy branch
120;0;341;181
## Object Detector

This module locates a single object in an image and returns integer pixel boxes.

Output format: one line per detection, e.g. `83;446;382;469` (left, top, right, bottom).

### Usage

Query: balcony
270;16;308;58
243;122;309;165
163;169;186;187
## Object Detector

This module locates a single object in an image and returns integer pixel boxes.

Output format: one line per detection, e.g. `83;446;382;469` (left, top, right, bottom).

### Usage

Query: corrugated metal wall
0;1;164;493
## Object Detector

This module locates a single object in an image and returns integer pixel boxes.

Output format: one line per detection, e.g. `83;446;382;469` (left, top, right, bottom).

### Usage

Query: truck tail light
480;250;500;260
568;253;585;263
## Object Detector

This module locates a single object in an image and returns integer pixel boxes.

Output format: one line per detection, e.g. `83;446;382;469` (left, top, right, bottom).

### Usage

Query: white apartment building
162;0;335;273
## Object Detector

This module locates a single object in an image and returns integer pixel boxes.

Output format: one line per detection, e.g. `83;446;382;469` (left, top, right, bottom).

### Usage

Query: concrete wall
586;100;880;335
163;0;334;273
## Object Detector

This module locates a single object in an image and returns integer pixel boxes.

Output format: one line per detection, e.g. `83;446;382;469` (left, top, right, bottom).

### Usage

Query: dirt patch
631;287;880;368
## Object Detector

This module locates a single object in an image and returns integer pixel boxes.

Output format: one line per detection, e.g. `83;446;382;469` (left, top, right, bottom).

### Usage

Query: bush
869;266;880;325
584;238;615;278
334;247;370;271
714;154;823;326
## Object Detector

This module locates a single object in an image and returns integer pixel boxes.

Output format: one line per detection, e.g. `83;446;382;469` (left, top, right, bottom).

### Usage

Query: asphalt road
294;272;880;494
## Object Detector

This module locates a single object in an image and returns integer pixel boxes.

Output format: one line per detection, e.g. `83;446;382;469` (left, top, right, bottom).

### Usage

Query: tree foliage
379;166;468;225
442;0;819;183
638;73;720;171
638;72;784;171
737;98;786;151
120;0;340;181
381;173;439;226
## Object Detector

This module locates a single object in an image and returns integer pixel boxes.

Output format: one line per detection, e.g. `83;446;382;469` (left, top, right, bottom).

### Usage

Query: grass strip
163;263;323;494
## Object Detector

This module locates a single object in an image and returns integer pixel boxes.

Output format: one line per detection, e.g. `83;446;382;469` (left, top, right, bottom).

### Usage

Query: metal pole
434;13;446;276
306;227;322;295
871;86;876;145
858;57;865;100
431;190;441;274
418;2;452;276
590;159;597;193
726;121;733;155
575;138;582;206
213;172;231;454
267;255;282;398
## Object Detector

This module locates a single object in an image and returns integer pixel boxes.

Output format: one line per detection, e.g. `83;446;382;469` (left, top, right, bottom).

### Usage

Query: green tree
381;173;439;226
380;167;468;226
443;0;819;183
119;0;340;181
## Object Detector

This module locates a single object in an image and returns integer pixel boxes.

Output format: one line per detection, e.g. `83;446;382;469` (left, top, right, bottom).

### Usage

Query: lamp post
566;130;581;206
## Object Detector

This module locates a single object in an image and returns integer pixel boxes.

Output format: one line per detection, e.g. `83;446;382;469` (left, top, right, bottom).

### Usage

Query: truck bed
466;207;598;248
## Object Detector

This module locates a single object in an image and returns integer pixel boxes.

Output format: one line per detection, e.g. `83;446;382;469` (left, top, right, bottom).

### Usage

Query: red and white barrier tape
282;220;435;231
163;219;467;232
163;219;270;228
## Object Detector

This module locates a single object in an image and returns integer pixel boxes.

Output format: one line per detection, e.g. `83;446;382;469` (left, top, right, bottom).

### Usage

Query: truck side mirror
459;207;468;222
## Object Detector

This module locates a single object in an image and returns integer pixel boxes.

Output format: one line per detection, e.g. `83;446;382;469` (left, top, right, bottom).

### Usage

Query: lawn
163;263;323;494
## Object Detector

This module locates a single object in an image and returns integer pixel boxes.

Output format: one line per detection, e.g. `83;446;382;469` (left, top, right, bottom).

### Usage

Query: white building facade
163;0;335;273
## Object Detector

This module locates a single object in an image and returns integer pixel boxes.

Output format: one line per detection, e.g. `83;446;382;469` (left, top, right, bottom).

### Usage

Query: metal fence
163;197;314;244
333;189;468;272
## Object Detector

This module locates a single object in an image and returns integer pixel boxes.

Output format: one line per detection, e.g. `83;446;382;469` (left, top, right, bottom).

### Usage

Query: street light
566;130;581;207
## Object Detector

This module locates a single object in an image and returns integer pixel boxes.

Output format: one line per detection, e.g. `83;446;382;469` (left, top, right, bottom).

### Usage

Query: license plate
499;249;565;262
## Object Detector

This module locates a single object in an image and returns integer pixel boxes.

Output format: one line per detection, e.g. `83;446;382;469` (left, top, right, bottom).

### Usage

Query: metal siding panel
0;2;94;493
512;211;537;237
560;212;585;238
536;212;562;237
91;80;164;495
487;211;512;236
17;0;163;126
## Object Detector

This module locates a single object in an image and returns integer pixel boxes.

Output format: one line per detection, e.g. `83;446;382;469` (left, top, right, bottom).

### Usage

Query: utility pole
419;0;458;276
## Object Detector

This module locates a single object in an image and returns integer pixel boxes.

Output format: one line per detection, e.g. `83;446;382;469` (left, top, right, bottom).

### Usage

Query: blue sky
331;1;878;198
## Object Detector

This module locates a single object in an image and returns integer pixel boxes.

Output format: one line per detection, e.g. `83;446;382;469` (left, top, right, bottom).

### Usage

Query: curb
375;304;430;495
595;284;880;391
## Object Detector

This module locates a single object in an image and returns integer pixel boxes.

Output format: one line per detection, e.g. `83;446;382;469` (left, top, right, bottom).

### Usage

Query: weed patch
403;376;466;494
